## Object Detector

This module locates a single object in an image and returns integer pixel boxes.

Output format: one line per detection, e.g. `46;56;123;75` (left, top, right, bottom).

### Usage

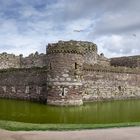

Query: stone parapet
47;99;83;106
83;64;140;74
110;55;140;68
47;40;97;55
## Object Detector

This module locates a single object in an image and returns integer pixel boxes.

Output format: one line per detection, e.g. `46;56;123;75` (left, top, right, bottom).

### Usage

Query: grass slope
0;121;140;131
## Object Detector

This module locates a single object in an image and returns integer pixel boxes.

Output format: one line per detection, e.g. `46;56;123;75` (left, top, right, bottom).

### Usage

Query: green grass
0;121;140;131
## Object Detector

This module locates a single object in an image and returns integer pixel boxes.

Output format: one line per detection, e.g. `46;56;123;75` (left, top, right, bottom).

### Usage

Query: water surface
0;99;140;124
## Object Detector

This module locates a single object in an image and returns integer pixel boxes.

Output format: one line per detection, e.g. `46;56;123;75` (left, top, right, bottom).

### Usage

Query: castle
0;40;139;106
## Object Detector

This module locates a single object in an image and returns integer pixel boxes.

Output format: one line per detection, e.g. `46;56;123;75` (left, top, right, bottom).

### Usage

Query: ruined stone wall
83;67;140;101
0;68;48;103
20;52;46;68
0;52;47;69
0;53;21;69
97;53;110;66
110;55;140;68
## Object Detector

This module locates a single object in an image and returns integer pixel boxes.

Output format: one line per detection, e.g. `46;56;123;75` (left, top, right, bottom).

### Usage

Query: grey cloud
95;35;140;58
85;0;140;37
92;22;140;37
45;0;140;42
0;0;140;57
49;0;139;21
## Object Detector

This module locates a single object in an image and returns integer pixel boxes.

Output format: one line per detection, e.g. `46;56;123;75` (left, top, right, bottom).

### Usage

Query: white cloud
95;35;140;58
0;0;140;58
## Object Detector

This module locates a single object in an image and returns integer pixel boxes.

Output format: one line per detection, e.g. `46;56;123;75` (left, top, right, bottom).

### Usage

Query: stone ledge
47;81;83;86
47;99;83;106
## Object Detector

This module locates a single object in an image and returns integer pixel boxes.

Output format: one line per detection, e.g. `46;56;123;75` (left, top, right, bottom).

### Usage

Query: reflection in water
0;99;140;124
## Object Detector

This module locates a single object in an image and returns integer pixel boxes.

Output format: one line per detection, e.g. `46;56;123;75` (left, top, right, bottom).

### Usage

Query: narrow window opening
118;86;121;91
75;62;78;69
50;63;52;70
62;87;65;96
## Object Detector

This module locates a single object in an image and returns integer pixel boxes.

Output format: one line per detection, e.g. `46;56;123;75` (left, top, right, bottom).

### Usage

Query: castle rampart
110;55;140;68
0;40;139;106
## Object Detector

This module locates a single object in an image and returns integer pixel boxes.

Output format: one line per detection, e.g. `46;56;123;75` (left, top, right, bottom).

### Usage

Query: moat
1;99;140;124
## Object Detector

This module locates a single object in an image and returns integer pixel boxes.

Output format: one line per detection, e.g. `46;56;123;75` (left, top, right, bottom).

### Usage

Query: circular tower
46;40;85;106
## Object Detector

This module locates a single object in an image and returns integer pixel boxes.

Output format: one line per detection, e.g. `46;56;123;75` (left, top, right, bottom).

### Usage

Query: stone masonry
0;40;139;106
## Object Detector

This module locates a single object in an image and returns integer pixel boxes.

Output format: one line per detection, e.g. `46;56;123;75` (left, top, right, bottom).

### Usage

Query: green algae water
0;99;140;124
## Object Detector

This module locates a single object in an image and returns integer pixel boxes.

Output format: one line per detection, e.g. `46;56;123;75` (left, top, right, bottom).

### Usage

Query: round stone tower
46;40;85;106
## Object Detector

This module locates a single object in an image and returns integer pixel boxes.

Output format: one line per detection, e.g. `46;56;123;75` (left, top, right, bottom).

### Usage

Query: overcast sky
0;0;140;57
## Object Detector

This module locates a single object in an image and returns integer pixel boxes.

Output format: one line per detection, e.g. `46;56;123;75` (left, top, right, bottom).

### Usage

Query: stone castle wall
0;40;139;106
0;68;48;103
83;66;140;101
46;51;84;106
0;64;139;106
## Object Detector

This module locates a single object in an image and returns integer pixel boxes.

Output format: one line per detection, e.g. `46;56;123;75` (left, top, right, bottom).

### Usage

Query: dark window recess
41;83;46;86
62;87;65;96
118;86;121;91
75;62;78;69
50;63;52;70
42;86;47;92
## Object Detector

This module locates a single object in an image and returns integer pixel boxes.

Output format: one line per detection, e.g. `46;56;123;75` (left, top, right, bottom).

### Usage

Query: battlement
47;40;97;55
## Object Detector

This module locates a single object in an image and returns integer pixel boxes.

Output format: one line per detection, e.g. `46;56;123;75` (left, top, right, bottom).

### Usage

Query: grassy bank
0;121;140;131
